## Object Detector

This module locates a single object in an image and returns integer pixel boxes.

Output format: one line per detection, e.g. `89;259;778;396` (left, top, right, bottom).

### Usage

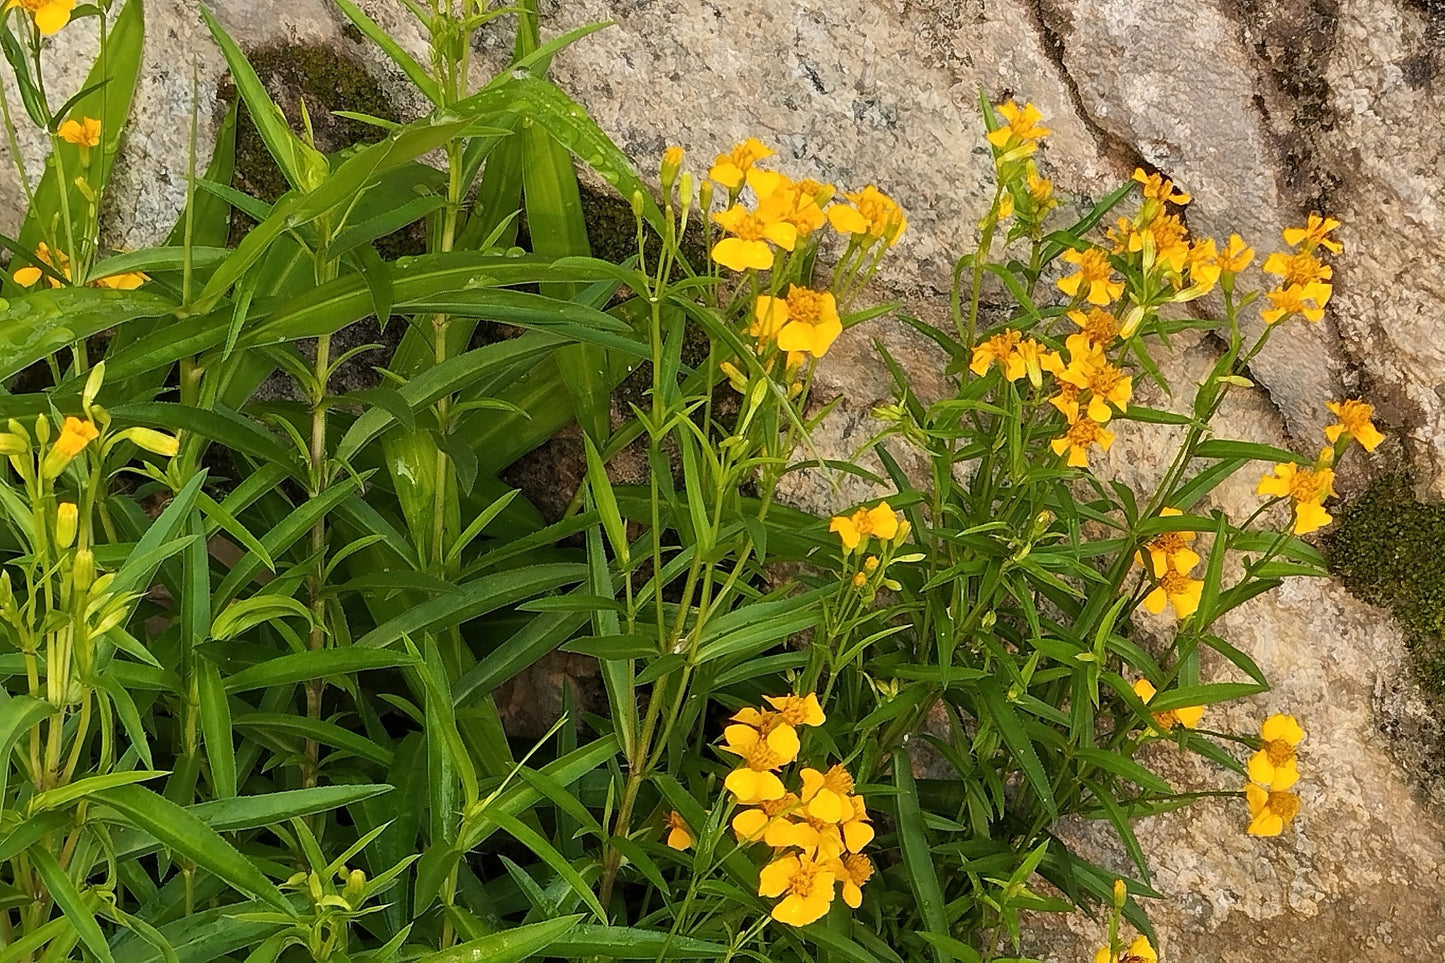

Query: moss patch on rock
1326;474;1445;694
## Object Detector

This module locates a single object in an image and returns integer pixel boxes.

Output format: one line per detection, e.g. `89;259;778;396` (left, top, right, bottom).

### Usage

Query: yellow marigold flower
969;329;1024;380
1139;213;1192;273
711;204;796;272
829;853;873;909
1263;250;1332;289
1131;678;1204;731
13;242;70;288
1261;281;1331;324
799;764;854;823
1256;460;1335;534
762;286;842;359
1025;162;1056;207
986;99;1050;155
840;794;874;852
1217;233;1255;274
750;170;827;237
58;116;100;147
1014;338;1060;389
1247;713;1304;789
1245;782;1301;836
664;810;693;850
1095;936;1158;963
720;724;798;803
749;296;788;345
53;417;99;458
1142;567;1204;619
11;0;74;35
1057;247;1124;306
826;185;906;245
764;693;826;728
1325;398;1384;452
1049;411;1115;468
1066;308;1120;354
1049;381;1082;422
770;808;849;862
709;137;774;191
1054;347;1131;423
733;793;804;845
92;270;149;290
759;852;836;927
1133;507;1199;578
1184;237;1221;292
1282;213;1342;254
829;501;899;552
996;189;1015;221
1132;168;1190;206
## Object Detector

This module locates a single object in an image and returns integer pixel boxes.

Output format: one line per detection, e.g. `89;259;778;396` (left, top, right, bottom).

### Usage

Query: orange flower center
821;764;854;796
1078;309;1118;343
1158;569;1192;594
1072;249;1113;281
1065;418;1104;446
1287;468;1328;503
1087;363;1126;396
1266;790;1300;821
1148;532;1188;557
839;853;873;885
1274;252;1330;287
787;860;828;897
1264;738;1295;767
727;212;769;241
785;287;827;325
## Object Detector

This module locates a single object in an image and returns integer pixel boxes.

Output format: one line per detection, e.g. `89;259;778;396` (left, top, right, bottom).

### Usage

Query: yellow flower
1132;168;1190;206
92;270;149;290
53;417;99;459
1049;381;1081;422
1247;714;1304;789
750;170;827;238
1049;411;1115;468
799;764;855;823
1263;249;1332;289
710;204;796;272
1133;507;1199;578
986;99;1050;155
840;794;874;852
709;137;775;191
1142;567;1204;619
1245;782;1301;837
57;116;100;147
11;0;74;35
828;853;874;909
764;693;826;728
1057;247;1124;306
1095;936;1159;963
1014;338;1060;389
1325;398;1384;452
1131;678;1204;731
1256;460;1335;534
1216;233;1255;274
1282;213;1342;254
733;793;804;846
758;853;836;927
661;145;684;184
765;286;842;359
1025;162;1056;210
12;242;70;288
996;189;1015;221
969;329;1024;380
1183;237;1221;292
665;810;693;850
826;185;906;245
1053;347;1131;422
720;723;799;803
1066;307;1120;354
1261;281;1331;324
1135;213;1191;273
749;295;789;345
829;501;899;552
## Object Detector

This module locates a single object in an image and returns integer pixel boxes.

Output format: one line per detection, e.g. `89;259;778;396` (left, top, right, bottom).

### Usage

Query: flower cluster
11;0;74;36
717;695;874;926
1261;214;1339;324
1255;395;1381;536
1245;713;1305;836
829;500;900;553
12;241;148;291
985;101;1057;239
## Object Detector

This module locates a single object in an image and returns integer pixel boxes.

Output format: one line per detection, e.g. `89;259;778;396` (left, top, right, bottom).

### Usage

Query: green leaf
92;784;290;912
188;785;392;832
0;692;51;801
413;916;582;963
210;595;315;641
29;847;114;963
893;749;949;963
974;678;1057;817
197;657;237;798
0;289;173;381
223;648;420;692
546;926;734;959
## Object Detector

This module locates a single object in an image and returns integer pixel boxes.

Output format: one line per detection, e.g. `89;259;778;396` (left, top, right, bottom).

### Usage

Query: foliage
0;1;1374;961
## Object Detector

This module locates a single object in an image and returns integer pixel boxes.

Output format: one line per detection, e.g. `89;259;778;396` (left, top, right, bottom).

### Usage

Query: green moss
1325;475;1445;694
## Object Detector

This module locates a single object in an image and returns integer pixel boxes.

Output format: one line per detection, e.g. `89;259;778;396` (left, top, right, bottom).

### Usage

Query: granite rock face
4;0;1445;956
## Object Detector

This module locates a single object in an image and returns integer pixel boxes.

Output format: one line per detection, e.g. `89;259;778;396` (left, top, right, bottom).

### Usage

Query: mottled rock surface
3;0;1444;957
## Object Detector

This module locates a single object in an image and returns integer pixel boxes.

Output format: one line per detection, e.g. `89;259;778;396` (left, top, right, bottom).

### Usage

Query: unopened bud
342;868;367;906
122;427;180;457
71;549;94;593
718;360;748;394
699;180;714;214
56;502;77;549
1119;304;1147;339
851;571;868;590
0;433;26;455
1113;878;1127;909
660;145;683;192
81;362;105;411
34;416;49;445
630;189;645;218
863;556;879;573
893;520;911;545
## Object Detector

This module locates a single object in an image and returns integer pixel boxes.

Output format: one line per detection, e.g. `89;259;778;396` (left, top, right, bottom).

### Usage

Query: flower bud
719;360;748;394
121;427;180;457
1113;878;1127;909
34;416;49;445
71;548;94;593
82;361;106;411
342;867;367;906
863;556;879;573
892;520;911;545
660;145;683;192
1118;304;1147;339
0;433;26;455
630;189;645;218
699;180;714;215
678;171;694;224
56;502;77;549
